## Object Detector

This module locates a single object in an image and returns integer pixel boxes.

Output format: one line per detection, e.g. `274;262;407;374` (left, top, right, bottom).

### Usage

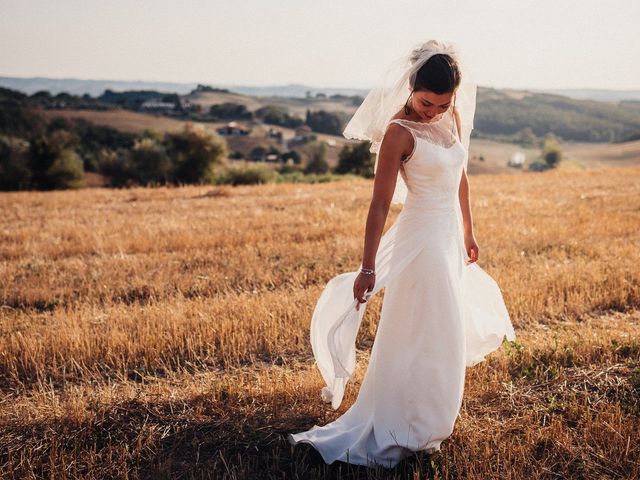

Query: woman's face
410;89;454;123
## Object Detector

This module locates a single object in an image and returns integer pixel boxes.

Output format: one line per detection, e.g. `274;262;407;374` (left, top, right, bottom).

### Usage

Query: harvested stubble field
0;165;639;479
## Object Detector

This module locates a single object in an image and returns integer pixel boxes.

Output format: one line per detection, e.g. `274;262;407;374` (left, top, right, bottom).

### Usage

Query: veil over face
342;39;478;205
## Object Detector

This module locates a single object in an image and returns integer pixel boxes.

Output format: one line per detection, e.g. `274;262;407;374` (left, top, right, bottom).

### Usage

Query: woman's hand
464;232;479;264
353;272;375;311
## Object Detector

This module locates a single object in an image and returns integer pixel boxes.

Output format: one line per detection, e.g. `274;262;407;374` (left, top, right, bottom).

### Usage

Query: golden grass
0;166;639;479
36;107;199;135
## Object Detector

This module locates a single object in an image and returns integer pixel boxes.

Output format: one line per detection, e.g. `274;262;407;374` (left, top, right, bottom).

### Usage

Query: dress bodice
386;118;467;210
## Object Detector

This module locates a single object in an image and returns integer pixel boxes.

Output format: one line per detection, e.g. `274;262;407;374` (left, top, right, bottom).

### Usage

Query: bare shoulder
381;120;414;159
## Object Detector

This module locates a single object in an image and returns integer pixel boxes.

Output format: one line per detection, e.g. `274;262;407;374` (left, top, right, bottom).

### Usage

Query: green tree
98;148;135;188
249;145;268;161
335;141;374;177
282;149;302;165
141;128;164;141
305;110;348;135
209;102;253;120
0;136;31;190
304;141;329;174
165;123;227;184
27;129;80;190
255;105;304;128
47;117;135;173
46;149;84;189
130;137;172;185
0;87;45;138
542;134;563;168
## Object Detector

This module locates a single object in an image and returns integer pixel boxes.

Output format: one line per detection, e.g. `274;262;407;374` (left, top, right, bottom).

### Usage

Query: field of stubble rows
0;166;639;479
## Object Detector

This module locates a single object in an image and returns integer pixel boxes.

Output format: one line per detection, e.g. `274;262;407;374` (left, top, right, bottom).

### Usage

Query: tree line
0;87;229;190
0;87;376;190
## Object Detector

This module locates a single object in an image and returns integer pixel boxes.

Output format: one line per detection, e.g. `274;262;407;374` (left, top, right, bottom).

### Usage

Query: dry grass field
38;108;199;135
1;166;639;479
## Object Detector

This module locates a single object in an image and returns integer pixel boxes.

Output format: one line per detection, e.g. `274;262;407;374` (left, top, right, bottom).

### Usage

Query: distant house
178;99;199;112
140;99;176;113
268;127;283;140
216;121;250;136
508;151;526;168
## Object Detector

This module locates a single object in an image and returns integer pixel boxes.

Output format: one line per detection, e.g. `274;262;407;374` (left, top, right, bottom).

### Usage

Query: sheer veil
342;39;477;204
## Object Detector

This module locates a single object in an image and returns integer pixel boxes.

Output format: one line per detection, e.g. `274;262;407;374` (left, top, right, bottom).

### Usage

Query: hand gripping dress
288;116;517;468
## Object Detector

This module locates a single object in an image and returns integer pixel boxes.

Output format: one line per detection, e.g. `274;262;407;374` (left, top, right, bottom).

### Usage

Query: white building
508;151;526;168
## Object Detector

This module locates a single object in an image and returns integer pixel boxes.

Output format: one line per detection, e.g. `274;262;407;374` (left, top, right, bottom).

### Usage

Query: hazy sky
1;0;639;90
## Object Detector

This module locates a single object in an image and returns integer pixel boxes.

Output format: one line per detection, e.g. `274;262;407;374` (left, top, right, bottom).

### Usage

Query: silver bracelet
360;267;376;275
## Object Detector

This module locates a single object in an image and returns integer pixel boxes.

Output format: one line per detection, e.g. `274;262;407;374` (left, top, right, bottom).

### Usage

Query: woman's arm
361;124;410;268
454;105;473;234
454;106;479;263
458;169;474;235
353;124;413;307
362;123;413;270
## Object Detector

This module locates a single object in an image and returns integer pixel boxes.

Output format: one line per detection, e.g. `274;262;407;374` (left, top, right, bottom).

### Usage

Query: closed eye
423;102;450;109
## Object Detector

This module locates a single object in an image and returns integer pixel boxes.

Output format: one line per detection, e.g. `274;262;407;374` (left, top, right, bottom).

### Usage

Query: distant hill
3;75;640;103
527;88;640;103
475;88;640;142
217;83;369;99
3;76;640;143
0;76;368;99
0;76;199;97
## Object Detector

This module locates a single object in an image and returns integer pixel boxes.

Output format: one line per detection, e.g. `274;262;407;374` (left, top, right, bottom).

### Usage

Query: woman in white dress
287;39;517;468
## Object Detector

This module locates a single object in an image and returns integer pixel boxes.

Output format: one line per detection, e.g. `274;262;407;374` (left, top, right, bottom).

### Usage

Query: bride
288;38;517;468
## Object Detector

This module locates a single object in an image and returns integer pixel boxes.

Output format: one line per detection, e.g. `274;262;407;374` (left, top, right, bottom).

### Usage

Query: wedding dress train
288;117;517;468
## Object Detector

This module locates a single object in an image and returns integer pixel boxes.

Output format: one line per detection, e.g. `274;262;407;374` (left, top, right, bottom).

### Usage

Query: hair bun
409;39;458;65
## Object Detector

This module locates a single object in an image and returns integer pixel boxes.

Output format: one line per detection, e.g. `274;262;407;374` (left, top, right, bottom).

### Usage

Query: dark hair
411;54;461;94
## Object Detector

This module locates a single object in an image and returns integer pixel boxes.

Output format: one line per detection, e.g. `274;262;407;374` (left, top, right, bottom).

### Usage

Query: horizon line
1;73;639;94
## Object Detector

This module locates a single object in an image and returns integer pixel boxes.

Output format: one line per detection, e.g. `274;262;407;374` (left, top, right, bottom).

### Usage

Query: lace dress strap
387;117;457;149
386;119;417;164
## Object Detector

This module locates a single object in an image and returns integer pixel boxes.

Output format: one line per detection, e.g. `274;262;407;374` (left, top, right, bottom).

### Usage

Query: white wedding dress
288;116;517;468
